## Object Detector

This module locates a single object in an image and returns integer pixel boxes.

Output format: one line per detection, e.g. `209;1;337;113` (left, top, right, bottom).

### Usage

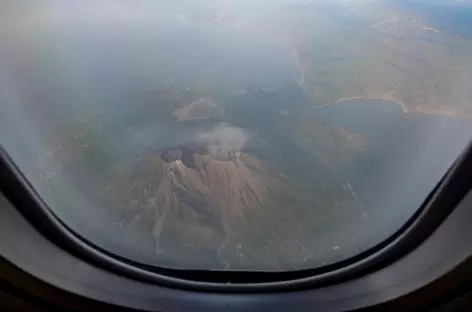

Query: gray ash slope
107;118;365;270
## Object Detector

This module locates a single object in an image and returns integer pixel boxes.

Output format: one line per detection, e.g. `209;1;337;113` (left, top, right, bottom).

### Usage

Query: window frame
1;141;472;310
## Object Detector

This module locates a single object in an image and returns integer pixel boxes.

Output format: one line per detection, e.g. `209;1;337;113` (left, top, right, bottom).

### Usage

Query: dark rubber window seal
1;142;472;293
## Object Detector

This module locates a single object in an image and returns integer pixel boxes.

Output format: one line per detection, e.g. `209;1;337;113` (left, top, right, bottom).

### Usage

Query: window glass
2;0;472;271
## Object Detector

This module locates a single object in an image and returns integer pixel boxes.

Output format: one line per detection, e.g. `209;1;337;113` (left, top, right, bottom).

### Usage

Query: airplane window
1;0;472;271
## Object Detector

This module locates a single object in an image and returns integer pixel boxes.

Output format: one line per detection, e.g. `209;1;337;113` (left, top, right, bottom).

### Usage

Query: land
207;0;472;118
4;0;472;271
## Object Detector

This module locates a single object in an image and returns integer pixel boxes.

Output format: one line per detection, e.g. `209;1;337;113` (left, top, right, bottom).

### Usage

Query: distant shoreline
316;96;472;120
316;96;408;113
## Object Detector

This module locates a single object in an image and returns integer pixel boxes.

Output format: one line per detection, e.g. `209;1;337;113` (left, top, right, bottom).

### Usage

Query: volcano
111;143;278;261
107;123;360;270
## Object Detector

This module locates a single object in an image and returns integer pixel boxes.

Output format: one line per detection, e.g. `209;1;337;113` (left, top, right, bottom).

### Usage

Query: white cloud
198;123;249;158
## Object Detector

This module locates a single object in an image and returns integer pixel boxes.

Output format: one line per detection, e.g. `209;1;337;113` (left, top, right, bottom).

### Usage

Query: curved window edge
2;177;472;311
1;141;472;292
